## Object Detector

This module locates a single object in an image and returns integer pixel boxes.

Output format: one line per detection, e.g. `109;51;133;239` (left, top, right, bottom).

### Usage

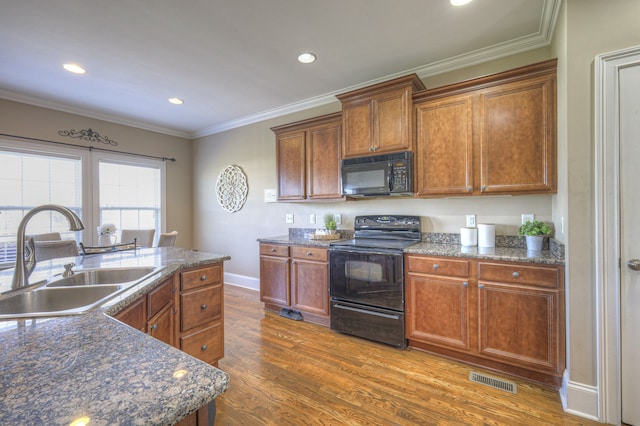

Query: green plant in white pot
518;220;552;251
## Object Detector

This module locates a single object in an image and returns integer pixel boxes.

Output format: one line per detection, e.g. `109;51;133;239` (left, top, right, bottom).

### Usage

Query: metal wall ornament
215;165;248;213
58;128;119;146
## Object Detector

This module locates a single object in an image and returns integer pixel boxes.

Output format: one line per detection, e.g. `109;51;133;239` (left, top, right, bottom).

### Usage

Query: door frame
594;44;640;425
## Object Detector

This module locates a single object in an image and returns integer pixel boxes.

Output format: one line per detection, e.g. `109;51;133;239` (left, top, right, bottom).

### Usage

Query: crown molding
1;0;561;140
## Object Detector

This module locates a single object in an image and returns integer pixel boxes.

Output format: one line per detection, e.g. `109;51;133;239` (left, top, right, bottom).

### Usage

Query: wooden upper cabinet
337;74;426;158
478;74;556;194
414;93;474;196
414;59;557;197
272;112;343;201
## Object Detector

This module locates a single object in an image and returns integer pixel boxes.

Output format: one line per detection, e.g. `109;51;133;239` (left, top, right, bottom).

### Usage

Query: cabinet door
276;130;306;200
148;302;176;347
477;282;561;373
260;255;290;306
291;258;329;316
415;94;474;196
372;87;412;154
307;120;343;200
478;74;556;194
406;274;471;351
342;98;373;158
114;296;146;332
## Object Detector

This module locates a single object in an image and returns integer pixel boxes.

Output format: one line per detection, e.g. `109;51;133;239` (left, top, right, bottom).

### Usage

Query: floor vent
469;372;517;394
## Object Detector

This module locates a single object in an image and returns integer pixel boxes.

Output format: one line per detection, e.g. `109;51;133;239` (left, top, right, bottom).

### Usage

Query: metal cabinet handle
463;281;468;287
512;272;520;278
201;304;208;310
150;324;158;331
200;275;207;281
628;259;640;271
271;248;277;252
433;264;439;270
478;284;485;289
481;185;487;191
306;251;313;256
201;345;208;351
467;186;472;192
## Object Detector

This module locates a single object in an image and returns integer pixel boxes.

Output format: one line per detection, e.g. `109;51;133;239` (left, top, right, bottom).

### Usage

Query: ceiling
0;0;560;139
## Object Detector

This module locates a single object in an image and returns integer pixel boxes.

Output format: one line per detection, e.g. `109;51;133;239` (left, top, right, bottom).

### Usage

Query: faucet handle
63;262;76;277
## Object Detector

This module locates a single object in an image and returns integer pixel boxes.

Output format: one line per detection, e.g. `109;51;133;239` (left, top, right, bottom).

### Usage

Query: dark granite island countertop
0;247;231;425
404;242;565;265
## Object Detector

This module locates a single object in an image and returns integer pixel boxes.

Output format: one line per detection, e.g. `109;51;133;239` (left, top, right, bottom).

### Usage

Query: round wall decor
215;165;248;212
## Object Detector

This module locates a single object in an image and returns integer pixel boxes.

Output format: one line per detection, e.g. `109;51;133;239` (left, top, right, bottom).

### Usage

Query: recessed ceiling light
450;0;472;5
63;63;86;74
297;52;316;64
168;98;184;105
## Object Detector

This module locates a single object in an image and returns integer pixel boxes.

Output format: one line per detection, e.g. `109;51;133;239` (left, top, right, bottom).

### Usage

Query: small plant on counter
324;214;337;232
517;220;552;237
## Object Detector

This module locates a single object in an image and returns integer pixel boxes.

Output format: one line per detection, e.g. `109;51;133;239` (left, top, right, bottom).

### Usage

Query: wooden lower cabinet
114;276;177;347
179;264;225;367
259;243;329;326
113;262;225;367
405;254;565;387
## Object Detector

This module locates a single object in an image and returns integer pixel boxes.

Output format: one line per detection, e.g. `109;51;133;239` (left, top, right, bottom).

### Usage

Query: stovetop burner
330;215;421;251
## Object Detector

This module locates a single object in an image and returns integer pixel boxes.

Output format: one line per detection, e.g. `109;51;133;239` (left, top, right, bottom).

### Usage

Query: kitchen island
0;247;230;426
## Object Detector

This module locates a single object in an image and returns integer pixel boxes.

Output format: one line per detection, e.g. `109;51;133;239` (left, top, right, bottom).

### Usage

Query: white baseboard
224;272;259;291
561;370;600;421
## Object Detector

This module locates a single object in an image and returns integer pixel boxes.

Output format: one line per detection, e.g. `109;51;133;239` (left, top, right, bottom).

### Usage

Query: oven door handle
332;303;401;320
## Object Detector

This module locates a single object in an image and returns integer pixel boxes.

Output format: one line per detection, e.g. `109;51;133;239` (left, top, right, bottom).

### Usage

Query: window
96;157;163;245
0;145;83;264
0;140;166;267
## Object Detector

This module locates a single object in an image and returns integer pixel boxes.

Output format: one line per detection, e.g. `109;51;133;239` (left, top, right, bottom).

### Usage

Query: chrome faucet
11;204;85;290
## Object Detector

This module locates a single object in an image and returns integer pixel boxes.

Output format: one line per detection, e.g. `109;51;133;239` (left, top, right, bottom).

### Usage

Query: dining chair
157;231;178;247
120;229;156;247
33;240;79;261
26;232;62;242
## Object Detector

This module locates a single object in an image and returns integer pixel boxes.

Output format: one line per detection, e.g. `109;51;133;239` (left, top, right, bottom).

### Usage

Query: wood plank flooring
215;284;600;425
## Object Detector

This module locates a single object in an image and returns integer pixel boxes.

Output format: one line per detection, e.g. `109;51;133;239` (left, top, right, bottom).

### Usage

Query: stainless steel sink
0;285;123;318
0;266;163;319
45;266;159;287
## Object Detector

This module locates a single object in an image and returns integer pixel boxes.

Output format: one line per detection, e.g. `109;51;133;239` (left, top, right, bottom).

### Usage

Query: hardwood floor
215;284;600;425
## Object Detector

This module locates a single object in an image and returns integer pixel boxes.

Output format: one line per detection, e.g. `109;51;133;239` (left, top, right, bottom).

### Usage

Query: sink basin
45;266;159;287
0;286;123;318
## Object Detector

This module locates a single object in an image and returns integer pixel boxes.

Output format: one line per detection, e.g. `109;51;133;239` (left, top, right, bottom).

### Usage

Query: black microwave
341;151;413;197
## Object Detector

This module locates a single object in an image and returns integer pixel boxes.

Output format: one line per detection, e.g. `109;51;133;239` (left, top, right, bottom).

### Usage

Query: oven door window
329;250;403;310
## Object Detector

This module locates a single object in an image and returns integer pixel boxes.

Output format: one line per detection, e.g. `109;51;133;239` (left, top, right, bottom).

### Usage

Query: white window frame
0;138;166;265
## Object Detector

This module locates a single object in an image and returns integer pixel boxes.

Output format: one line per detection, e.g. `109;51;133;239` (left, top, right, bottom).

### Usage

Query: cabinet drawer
181;264;222;291
478;262;560;288
181;323;223;365
181;284;222;331
260;243;289;258
148;277;175;318
406;255;470;278
291;246;328;262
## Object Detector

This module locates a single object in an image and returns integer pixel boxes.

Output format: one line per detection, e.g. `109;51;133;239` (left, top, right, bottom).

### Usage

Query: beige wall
0;99;194;248
193;49;556;283
557;0;640;388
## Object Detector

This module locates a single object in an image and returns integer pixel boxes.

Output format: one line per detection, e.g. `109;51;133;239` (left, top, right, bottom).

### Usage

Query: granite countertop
0;247;231;425
258;230;565;266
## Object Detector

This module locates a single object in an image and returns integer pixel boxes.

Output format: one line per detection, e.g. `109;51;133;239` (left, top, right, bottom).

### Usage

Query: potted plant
518;220;552;251
324;214;338;235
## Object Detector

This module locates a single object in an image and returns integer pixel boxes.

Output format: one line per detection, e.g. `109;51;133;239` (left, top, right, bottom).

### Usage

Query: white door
620;61;640;426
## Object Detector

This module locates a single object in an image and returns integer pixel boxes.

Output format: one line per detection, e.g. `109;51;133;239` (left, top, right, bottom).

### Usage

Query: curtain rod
0;133;177;162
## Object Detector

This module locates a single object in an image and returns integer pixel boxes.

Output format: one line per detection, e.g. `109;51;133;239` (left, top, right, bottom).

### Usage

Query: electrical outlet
309;214;316;224
466;214;476;228
285;213;294;224
522;213;535;225
333;214;342;226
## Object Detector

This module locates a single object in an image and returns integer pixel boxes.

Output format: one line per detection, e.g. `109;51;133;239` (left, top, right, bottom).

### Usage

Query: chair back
34;240;79;261
120;229;156;247
157;231;178;247
27;232;62;242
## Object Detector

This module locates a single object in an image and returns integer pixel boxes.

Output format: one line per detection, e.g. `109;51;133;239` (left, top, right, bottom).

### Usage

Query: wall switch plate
309;214;316;224
264;188;277;203
522;213;535;225
285;213;294;224
333;214;342;226
466;214;476;227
